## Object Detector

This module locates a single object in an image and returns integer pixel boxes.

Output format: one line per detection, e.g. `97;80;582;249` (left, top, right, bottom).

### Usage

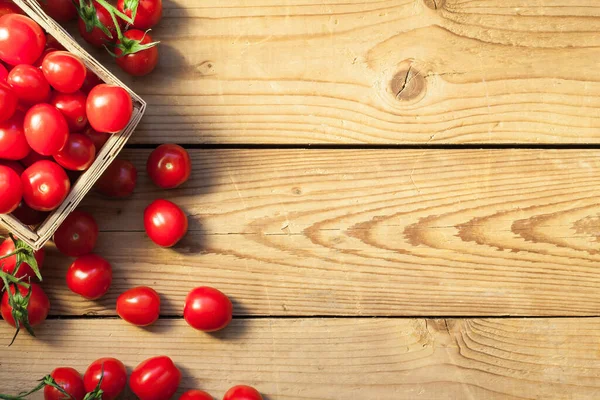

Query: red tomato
54;133;96;171
37;0;77;23
95;159;137;197
144;199;188;247
78;2;121;48
80;69;102;93
223;386;263;400
86;84;132;133
0;238;44;280
118;0;162;30
83;125;110;151
0;62;7;81
66;254;112;300
42;51;86;93
51;91;88;131
83;357;127;400
180;390;213;400
21;160;70;211
130;356;181;400
20;150;51;167
33;47;58;68
116;286;160;326
11;201;48;225
0;1;22;18
183;287;232;332
44;367;85;400
53;210;98;257
0;159;24;174
24;104;69;155
147;144;191;189
115;29;159;77
0;14;45;65
7;64;51;105
0;165;21;213
0;81;16;121
1;282;49;327
0;111;29;160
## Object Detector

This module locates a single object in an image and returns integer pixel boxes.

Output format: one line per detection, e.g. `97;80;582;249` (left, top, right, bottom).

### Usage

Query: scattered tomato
24;104;69;155
66;254;112;300
0;81;16;121
37;0;77;23
53;210;98;257
83;125;110;152
130;356;181;400
0;165;22;213
44;367;85;400
117;286;160;326
21;160;70;211
223;386;263;400
115;29;159;77
180;390;214;400
86;84;132;133
95;159;137;197
0;14;45;65
184;287;232;332
77;2;121;48
42;51;86;93
0;111;30;160
51;91;88;132
11;201;48;225
83;357;127;400
0;238;44;280
147;144;191;189
144;199;188;247
54;133;96;171
118;0;162;30
1;282;49;328
7;64;51;105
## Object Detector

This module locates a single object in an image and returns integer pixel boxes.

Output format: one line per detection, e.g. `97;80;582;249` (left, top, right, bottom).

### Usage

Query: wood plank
33;149;600;316
88;0;600;144
1;318;599;399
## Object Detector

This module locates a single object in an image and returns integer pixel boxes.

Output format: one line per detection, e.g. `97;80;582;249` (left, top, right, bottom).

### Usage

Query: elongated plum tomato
37;0;77;23
117;0;162;30
184;287;233;332
147;144;191;189
0;14;45;65
83;357;127;400
0;81;16;121
1;283;49;327
0;238;44;280
117;286;160;326
44;367;85;400
21;160;70;211
7;64;51;105
54;133;96;171
95;159;137;197
53;210;98;257
24;104;69;155
223;386;263;400
86;84;132;133
180;390;213;400
42;51;86;93
0;111;30;160
0;165;21;214
66;254;112;300
130;356;181;400
51;91;88;131
144;199;188;247
115;29;159;77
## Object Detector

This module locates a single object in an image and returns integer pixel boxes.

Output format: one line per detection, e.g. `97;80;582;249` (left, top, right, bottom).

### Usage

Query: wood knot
423;0;445;10
390;65;426;102
291;187;302;195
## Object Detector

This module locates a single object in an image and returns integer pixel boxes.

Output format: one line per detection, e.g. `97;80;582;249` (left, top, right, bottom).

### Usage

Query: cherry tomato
116;286;160;326
129;356;181;400
0;238;44;280
44;367;85;400
54;133;96;171
0;165;21;213
11;201;48;225
180;390;213;400
7;64;50;105
183;287;232;332
0;159;23;174
118;0;162;30
51;91;88;132
147;144;191;189
37;0;77;23
223;386;263;400
24;104;69;155
115;29;158;76
78;2;121;48
0;111;30;160
53;210;98;257
83;357;127;400
42;51;86;93
0;14;45;65
21;160;70;211
0;1;22;18
1;282;49;327
95;159;137;197
86;84;132;133
0;81;16;121
66;254;112;300
144;199;188;247
20;150;51;167
0;63;7;81
33;47;58;68
83;125;110;151
80;69;102;93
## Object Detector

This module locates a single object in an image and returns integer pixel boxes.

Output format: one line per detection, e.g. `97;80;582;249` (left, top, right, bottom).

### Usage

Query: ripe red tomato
118;0;162;30
0;238;44;280
86;84;132;133
0;165;21;213
223;386;263;400
0;81;16;121
51;91;88;132
0;14;45;65
21;160;70;211
24;104;69;155
95;159;137;197
42;51;86;93
0;111;30;160
130;356;181;400
20;150;51;167
37;0;77;23
115;29;159;76
33;47;58;68
53;210;98;257
7;64;51;105
66;254;112;300
54;133;96;171
11;201;48;225
78;2;121;48
183;287;232;332
0;1;22;18
1;282;49;327
83;125;110;151
44;367;85;400
116;286;160;326
80;69;102;93
144;199;188;247
147;144;191;189
180;390;213;400
83;357;127;400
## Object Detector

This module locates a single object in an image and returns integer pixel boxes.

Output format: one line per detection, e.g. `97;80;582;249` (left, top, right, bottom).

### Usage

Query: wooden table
3;1;600;398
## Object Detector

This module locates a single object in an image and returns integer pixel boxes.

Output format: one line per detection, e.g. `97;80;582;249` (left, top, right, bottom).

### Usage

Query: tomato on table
0;81;16;121
184;287;233;332
0;238;44;280
78;1;121;47
223;386;264;400
44;367;85;400
147;144;192;189
180;390;214;400
115;29;159;76
7;64;51;105
0;14;45;65
95;159;137;197
53;210;98;257
51;91;88;131
116;286;161;326
86;84;132;133
83;357;127;400
37;0;77;22
0;165;22;214
21;160;70;211
118;0;162;30
144;199;188;247
42;51;86;93
0;111;30;160
1;283;49;328
54;133;96;171
130;356;181;400
66;254;112;300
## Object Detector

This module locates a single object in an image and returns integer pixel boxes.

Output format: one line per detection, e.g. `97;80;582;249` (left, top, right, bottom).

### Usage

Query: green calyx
109;30;160;58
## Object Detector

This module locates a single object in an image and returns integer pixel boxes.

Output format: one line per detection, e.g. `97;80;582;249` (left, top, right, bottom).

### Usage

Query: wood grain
33;149;600;316
1;318;599;399
86;0;600;144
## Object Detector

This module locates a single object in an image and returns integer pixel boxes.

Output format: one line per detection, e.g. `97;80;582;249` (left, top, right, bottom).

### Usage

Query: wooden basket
0;0;146;250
